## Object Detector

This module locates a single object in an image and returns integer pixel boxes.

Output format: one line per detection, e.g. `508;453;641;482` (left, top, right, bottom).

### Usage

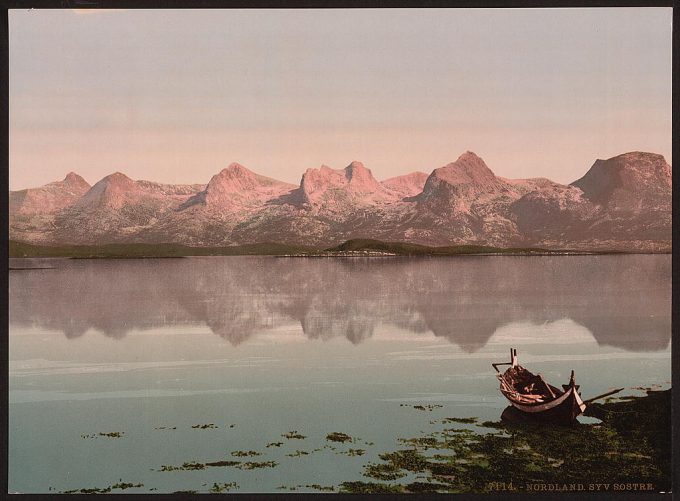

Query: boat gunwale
497;364;566;407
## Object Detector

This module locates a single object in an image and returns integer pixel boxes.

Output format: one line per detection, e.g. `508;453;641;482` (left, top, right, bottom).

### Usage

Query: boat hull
494;349;587;426
504;386;586;426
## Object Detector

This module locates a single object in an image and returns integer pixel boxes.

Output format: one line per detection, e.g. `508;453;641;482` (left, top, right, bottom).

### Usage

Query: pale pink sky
9;8;672;190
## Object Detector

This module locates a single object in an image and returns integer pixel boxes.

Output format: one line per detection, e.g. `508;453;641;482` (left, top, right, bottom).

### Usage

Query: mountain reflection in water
9;255;670;352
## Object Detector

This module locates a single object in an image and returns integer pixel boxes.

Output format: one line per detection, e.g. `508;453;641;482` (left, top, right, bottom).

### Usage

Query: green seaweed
62;482;143;494
343;390;670;493
208;482;239;493
306;484;335;492
286;450;310;457
338;481;404;493
282;431;306;439
442;417;478;424
98;431;124;438
585;388;671;486
364;462;408;481
412;405;444;411
63;487;111;494
398;436;439;449
230;450;261;457
205;460;240;468
236;460;278;470
176;462;207;471
81;431;124;439
405;481;451;493
95;388;667;494
158;459;240;471
110;482;142;490
278;484;336;492
326;431;353;443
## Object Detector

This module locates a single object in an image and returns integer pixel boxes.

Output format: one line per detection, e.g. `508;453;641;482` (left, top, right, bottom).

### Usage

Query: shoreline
8;250;671;260
273;250;660;258
9;238;671;260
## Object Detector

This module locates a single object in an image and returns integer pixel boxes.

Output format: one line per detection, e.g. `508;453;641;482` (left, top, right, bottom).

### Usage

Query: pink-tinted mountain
9;151;672;251
511;152;672;250
10;172;91;215
182;163;296;210
381;171;429;198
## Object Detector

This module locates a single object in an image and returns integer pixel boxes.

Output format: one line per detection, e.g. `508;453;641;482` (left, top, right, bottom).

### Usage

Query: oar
536;375;556;398
583;388;625;404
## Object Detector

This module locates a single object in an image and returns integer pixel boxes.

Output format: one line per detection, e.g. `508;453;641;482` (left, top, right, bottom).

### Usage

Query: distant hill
326;238;558;255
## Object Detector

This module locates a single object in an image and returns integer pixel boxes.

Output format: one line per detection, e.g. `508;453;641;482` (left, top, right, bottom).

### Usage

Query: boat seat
519;394;544;402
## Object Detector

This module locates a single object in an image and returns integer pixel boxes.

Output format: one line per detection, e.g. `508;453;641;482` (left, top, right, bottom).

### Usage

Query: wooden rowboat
492;349;622;426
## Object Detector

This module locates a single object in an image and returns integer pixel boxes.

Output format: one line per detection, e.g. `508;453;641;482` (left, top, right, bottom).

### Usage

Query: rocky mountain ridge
10;172;91;215
9;151;672;251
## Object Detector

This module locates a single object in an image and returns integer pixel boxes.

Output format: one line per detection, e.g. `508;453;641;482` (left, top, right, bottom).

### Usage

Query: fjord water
9;255;671;493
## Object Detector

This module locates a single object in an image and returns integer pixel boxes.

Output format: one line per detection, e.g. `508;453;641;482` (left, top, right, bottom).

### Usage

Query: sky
9;8;672;190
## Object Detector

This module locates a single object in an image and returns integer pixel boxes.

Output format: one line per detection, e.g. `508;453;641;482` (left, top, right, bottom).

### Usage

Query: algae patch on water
236;460;278;470
282;430;306;439
62;482;143;494
286;450;310;458
157;459;240;471
81;431;125;439
278;484;335;492
400;403;444;411
99;431;124;438
339;448;366;456
442;416;478;424
206;482;239;493
230;450;262;457
156;457;276;473
339;481;404;493
191;423;217;429
326;432;353;443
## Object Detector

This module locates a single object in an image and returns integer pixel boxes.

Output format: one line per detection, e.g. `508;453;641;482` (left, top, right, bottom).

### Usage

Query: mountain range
9;151;672;252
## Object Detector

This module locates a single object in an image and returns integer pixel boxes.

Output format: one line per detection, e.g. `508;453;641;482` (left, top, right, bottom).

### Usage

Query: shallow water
8;255;671;493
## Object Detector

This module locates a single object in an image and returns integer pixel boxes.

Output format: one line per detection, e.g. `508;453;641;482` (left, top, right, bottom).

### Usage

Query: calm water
9;255;671;493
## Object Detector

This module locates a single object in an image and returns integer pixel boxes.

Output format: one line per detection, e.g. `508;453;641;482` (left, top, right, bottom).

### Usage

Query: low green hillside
9;240;316;258
326;238;554;255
